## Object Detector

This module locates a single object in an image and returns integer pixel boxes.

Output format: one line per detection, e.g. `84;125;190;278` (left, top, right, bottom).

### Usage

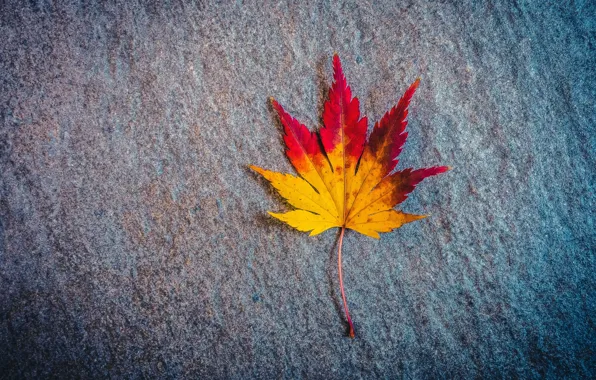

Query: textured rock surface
1;1;594;378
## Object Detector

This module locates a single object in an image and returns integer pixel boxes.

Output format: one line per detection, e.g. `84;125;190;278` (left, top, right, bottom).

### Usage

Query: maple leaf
250;54;450;338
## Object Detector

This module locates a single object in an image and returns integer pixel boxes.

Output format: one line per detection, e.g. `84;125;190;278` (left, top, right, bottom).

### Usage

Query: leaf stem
338;226;355;338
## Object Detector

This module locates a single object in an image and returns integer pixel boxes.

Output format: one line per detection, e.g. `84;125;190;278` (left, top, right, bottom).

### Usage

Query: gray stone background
1;0;594;378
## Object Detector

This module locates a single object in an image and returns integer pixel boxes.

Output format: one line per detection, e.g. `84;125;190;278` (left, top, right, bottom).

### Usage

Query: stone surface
1;1;594;378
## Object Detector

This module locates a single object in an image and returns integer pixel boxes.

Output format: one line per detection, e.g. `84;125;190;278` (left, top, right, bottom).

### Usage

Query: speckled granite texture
1;1;594;378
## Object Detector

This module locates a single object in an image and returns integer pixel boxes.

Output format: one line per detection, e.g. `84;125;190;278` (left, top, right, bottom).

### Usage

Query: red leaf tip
332;54;340;66
434;165;451;174
408;78;421;95
269;97;279;108
332;54;346;85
